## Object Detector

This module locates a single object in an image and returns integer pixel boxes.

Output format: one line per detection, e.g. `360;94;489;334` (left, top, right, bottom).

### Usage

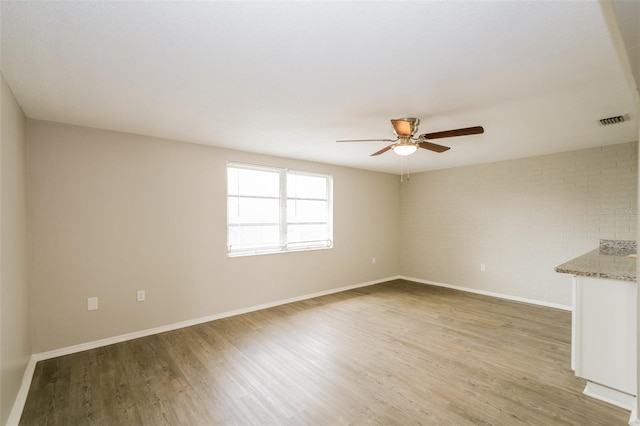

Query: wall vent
599;115;626;126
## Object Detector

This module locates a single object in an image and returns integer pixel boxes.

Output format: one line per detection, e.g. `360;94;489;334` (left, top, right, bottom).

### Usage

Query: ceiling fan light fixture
337;117;482;157
393;143;417;156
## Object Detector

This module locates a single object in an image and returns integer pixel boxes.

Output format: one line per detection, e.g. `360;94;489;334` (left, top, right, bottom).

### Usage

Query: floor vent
599;115;626;126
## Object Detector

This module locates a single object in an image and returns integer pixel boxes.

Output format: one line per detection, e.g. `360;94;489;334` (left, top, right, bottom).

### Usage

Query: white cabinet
574;276;637;402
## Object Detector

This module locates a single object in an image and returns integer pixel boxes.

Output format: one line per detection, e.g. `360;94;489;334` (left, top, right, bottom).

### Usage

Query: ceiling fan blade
420;126;484;140
336;138;395;143
418;141;450;153
390;119;413;136
371;144;394;156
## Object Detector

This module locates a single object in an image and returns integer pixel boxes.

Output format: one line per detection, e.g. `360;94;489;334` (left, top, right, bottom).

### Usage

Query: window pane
287;172;327;199
287;224;330;245
227;162;332;256
287;199;328;223
228;196;279;224
228;225;280;248
228;167;279;197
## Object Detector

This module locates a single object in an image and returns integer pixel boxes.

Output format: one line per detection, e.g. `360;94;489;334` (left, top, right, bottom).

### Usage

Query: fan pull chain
400;157;410;182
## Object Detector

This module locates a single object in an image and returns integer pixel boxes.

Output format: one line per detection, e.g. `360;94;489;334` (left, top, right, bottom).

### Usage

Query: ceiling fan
337;118;484;157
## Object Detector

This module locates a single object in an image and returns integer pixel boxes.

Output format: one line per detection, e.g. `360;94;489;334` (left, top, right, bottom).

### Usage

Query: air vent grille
599;115;626;126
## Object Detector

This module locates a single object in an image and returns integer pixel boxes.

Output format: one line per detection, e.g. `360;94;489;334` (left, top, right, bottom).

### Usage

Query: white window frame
227;162;333;257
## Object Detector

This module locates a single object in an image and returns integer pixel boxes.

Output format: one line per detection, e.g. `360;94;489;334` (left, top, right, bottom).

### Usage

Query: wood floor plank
19;280;631;425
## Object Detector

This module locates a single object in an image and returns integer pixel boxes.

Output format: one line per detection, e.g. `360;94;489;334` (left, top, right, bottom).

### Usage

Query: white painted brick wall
400;142;638;306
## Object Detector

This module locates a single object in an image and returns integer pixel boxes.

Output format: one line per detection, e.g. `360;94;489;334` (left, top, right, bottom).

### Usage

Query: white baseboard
6;276;399;425
400;275;573;311
5;355;38;426
34;276;400;362
583;381;637;423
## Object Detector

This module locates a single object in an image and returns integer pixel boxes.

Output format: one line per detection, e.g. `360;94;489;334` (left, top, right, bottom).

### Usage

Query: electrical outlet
372;257;376;264
480;263;486;272
137;290;145;302
87;297;98;311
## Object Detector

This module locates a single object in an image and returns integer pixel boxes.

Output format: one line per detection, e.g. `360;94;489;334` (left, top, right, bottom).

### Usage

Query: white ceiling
1;1;638;174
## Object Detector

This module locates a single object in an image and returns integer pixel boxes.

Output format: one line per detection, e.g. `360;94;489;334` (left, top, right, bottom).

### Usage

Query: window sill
227;245;333;258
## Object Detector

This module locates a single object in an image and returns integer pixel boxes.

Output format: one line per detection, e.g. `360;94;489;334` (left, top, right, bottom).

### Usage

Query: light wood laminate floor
20;280;630;425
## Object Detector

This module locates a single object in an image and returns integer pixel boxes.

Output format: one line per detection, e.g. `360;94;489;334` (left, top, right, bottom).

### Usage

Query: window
227;162;333;256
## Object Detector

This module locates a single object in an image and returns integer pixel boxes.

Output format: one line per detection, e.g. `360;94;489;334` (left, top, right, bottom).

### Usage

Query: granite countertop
554;239;637;282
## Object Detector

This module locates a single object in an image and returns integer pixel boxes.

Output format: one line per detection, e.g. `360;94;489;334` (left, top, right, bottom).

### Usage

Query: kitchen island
555;239;636;281
556;239;637;422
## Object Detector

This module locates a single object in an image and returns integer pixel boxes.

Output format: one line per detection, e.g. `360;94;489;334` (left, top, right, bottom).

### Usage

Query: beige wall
400;142;638;306
0;74;30;423
27;120;400;353
22;117;640;354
